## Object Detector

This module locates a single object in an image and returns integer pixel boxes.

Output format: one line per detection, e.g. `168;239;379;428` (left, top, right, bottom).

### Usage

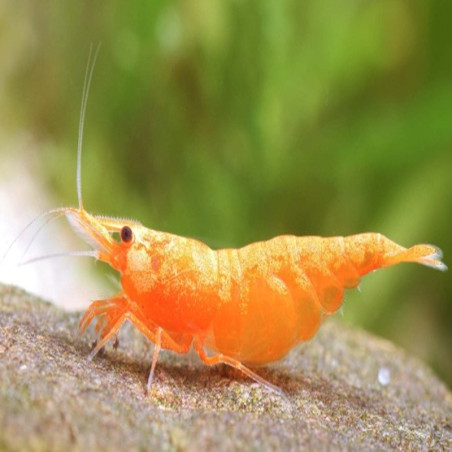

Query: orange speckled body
70;202;445;394
113;230;443;366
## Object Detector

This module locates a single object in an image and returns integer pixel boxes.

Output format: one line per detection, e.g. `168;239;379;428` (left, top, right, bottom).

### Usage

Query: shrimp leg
124;314;193;392
147;327;162;392
79;297;124;334
80;298;193;390
193;338;285;397
80;295;189;350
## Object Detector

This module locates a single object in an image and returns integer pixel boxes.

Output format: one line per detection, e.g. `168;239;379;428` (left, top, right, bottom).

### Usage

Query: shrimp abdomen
204;233;446;366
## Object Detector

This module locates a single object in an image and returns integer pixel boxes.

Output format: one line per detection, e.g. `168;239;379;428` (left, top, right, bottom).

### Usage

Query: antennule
1;207;69;264
77;42;101;209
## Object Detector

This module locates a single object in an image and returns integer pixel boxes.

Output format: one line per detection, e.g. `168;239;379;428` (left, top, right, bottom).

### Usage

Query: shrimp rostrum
22;47;447;395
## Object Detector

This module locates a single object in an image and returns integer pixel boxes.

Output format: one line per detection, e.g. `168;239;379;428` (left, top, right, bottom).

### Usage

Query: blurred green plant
1;0;450;385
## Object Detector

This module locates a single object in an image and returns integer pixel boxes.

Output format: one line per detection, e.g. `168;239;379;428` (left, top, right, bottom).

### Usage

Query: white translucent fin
418;246;448;272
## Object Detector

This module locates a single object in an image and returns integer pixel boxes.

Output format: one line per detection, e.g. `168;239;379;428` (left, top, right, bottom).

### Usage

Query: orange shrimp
25;47;448;395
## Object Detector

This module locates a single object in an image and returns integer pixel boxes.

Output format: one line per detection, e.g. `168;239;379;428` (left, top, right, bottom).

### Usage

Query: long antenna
77;43;101;209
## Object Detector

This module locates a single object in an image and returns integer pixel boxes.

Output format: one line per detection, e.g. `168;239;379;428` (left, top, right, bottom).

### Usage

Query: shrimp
23;46;448;396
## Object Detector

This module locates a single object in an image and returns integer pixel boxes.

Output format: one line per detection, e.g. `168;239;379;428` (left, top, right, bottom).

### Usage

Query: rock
0;283;451;451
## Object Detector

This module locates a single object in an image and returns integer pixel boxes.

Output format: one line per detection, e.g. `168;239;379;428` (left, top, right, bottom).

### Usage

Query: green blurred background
1;1;451;386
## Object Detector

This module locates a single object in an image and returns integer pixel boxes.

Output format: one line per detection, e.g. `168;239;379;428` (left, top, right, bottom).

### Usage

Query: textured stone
0;284;451;451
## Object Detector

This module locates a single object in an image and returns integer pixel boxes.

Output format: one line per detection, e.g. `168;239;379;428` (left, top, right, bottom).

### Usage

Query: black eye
120;226;133;243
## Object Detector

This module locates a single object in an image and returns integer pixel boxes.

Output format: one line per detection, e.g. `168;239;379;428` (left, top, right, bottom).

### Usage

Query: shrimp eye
120;226;133;243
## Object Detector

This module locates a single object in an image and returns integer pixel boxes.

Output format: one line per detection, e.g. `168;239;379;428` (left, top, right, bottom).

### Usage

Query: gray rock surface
0;283;451;451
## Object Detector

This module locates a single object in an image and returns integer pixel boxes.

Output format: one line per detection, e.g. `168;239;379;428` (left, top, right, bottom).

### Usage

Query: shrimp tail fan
383;244;447;271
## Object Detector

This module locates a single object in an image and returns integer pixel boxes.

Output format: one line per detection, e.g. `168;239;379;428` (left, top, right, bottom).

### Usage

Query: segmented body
72;206;445;392
104;230;441;362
